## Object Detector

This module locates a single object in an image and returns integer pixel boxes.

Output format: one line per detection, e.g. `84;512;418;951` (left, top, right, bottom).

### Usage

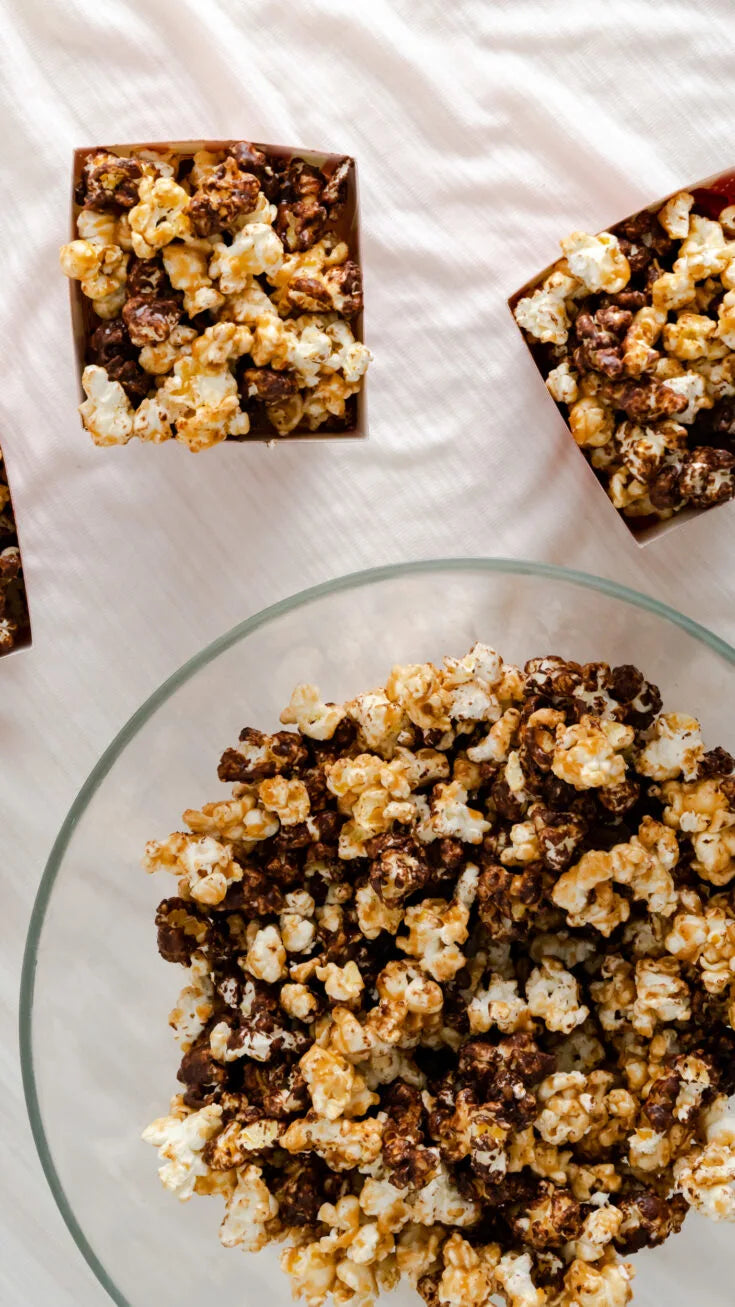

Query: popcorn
129;176;192;257
560;231;630;294
526;959;589;1034
512;188;735;524
219;277;278;325
635;712;704;781
281;982;320;1021
547;359;580;405
467;708;521;764
281;683;346;739
281;1116;384;1170
568;397;615;449
280;1239;338;1306
246;924;287;983
187;156;262;237
323;320;372;383
658;191;694;240
168;951;215;1051
679;214;733;279
132;395;173;443
552;717;633;791
76;208;125;246
159;354;250;452
494;1251;545;1307
355;883;404;939
552;849;630;936
142;831;243;906
184;791;279;842
63;144;369;447
500;820;540;866
663;311;717;360
377;959;444;1016
607;817;679;917
514;274;581;346
437;1232;497;1307
219;1164;279;1250
395;1223;445;1284
535;1072;595;1146
79;365;134;446
60;239;128;301
142;641;735;1307
691;824;735;886
409;1163;480;1227
426;781;491;844
716;287;735;350
674;1111;735;1219
559;1256;634;1307
209;221;284;291
282;1193;397;1306
468;974;532;1035
657;774;731;833
631;956;690;1036
250;313;328;382
550;811;680;938
139;324;198;375
656;372;710;424
397;896;470;982
346;691;408;756
608;470;658;517
281;890;318;954
259;775;311;825
163;240;225;317
623;305;667;373
300;1045;369;1121
142;1101;222;1199
652;265;696;314
302;373;361;431
318;961;365;1004
269;237;350;311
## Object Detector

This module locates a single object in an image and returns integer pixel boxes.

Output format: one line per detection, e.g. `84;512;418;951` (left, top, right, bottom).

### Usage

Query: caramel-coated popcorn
143;643;735;1307
63;143;370;445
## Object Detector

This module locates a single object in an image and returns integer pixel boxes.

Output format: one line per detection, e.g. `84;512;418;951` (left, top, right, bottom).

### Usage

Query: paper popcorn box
0;440;31;654
69;140;367;443
508;166;735;545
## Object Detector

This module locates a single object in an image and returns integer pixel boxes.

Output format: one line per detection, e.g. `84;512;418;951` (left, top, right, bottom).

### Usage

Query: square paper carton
69;139;367;443
508;167;735;545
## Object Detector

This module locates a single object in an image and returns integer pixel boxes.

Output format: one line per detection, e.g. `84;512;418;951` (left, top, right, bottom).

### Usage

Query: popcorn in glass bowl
141;640;735;1307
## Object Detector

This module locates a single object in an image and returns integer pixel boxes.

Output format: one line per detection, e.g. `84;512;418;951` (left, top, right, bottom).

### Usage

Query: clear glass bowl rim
19;555;735;1307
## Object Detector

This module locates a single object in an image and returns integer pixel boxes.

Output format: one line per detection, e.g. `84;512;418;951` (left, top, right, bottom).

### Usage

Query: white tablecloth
2;1;734;1303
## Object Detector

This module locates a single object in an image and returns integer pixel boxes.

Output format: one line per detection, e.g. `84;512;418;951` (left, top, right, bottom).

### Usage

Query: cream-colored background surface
2;1;735;1304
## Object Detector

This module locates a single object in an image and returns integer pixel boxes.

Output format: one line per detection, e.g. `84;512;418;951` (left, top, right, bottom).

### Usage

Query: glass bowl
20;559;735;1307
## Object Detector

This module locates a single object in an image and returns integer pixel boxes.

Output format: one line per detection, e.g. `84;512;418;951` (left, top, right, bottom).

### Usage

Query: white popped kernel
280;683;346;740
526;958;590;1034
79;365;134;446
546;359;579;405
142;1102;222;1200
514;271;583;346
658;192;694;240
560;231;630;294
246;924;287;983
636;713;704;781
468;975;532;1034
168;952;215;1051
219;1164;279;1251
